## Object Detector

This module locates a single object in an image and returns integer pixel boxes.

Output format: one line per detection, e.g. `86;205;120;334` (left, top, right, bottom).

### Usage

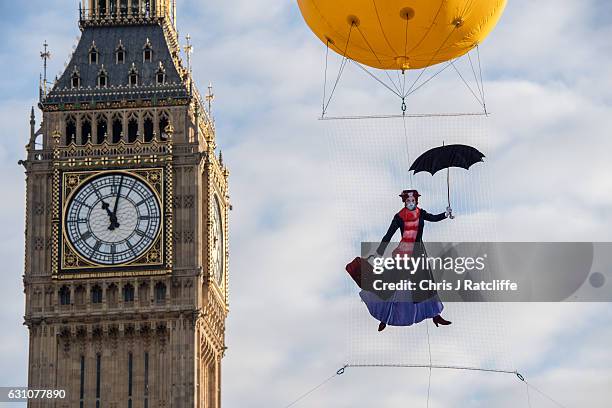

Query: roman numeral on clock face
126;240;137;257
67;218;88;224
136;197;154;207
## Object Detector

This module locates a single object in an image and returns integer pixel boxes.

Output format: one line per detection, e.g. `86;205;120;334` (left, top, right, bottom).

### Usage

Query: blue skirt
360;289;443;327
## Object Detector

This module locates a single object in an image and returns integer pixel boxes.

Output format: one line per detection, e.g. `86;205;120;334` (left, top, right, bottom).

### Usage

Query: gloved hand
365;254;379;269
446;206;455;219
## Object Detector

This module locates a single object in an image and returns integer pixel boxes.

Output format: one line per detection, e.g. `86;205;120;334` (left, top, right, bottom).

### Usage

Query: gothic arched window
144;0;152;17
120;0;128;17
128;63;138;87
81;116;92;144
143;114;154;142
98;66;108;88
91;285;103;304
155;282;166;303
89;42;99;65
143;39;153;62
131;0;140;16
98;0;107;17
110;0;118;16
156;62;166;85
96;115;108;144
116;40;125;64
112;115;123;143
127;116;138;143
123;283;134;302
65;115;77;144
158;114;169;139
71;66;81;89
59;286;71;306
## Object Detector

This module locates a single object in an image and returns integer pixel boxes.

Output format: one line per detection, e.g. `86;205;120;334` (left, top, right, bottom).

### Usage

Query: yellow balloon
297;0;506;70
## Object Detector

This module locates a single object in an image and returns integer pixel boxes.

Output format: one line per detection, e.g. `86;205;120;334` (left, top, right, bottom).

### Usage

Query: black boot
432;315;452;327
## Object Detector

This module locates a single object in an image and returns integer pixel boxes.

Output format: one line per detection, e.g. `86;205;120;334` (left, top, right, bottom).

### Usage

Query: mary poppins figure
361;190;454;332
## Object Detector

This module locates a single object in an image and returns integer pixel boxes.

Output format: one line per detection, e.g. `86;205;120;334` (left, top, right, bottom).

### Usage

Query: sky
1;0;612;407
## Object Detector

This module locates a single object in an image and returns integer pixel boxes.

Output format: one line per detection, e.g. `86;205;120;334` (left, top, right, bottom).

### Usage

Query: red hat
399;189;420;202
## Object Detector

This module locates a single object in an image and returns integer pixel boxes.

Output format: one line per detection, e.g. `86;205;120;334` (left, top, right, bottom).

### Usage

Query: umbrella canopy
409;144;485;175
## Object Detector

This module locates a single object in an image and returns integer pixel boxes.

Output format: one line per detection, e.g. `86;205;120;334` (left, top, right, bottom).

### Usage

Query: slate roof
44;23;189;105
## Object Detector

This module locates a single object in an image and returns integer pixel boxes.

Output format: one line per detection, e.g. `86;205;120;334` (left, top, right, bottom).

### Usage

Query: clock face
64;173;162;266
211;196;224;285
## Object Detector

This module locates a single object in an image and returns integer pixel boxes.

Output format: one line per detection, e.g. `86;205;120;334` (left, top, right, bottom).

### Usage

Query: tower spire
184;34;194;98
184;34;193;72
173;0;177;29
40;41;51;96
206;83;215;117
29;107;36;148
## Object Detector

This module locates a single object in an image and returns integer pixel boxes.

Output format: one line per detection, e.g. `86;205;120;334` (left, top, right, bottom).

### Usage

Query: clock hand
101;201;113;217
101;200;119;231
109;176;124;230
101;200;119;230
113;176;124;215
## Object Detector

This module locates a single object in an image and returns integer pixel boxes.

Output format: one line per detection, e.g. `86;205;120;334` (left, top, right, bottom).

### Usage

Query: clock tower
21;1;229;407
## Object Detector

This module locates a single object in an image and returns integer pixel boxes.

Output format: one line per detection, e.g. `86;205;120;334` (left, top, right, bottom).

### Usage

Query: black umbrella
409;143;485;209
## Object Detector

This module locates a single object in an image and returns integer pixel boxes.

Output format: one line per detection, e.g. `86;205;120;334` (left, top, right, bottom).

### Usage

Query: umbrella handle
447;168;455;219
447;167;451;207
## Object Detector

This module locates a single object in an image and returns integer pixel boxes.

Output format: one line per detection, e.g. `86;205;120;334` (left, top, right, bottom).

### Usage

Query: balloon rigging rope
347;364;517;373
280;368;345;408
279;364;569;408
402;115;414;187
319;112;489;120
349;22;459;102
476;45;488;113
320;63;485;118
354;25;403;96
352;61;403;98
526;382;532;408
318;20;488;116
523;380;569;408
405;26;458;98
320;54;486;119
467;50;484;103
405;60;454;98
450;60;485;109
322;23;355;116
426;322;433;408
402;17;409;96
322;40;330;117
